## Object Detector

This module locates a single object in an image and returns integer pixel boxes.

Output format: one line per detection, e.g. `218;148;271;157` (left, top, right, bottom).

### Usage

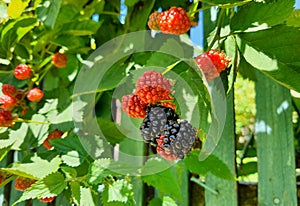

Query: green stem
0;70;13;74
14;118;51;125
162;60;182;75
0;175;16;188
98;11;120;16
207;8;225;50
71;89;107;99
189;5;213;15
190;176;218;195
36;63;53;85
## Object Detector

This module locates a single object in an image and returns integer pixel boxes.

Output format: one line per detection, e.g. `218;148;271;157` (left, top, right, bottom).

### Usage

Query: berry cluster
122;70;175;118
195;50;231;81
0;64;45;127
148;7;192;35
122;71;197;160
140;106;196;160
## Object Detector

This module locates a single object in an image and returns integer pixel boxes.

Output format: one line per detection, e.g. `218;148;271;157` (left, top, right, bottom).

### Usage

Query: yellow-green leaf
7;0;30;18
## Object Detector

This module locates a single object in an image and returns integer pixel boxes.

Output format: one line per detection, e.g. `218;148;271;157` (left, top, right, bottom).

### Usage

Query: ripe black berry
157;120;196;160
140;106;178;145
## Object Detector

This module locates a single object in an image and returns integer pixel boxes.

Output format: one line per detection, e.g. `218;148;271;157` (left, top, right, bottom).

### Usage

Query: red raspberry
0;95;17;110
122;94;147;118
158;7;191;35
26;88;44;102
52;52;68;68
148;11;161;30
43;130;64;149
2;84;16;96
135;70;171;104
14;177;36;191
195;50;231;81
39;196;55;203
0;109;13;127
14;64;32;80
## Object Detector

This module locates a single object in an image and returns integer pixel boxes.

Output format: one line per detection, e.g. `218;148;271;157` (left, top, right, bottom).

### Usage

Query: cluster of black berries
140;106;196;160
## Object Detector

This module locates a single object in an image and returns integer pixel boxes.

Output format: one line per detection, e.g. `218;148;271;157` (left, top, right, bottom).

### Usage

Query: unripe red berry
2;84;16;96
39;196;55;203
14;64;32;80
158;7;191;35
135;70;171;104
14;177;36;191
0;95;17;110
122;94;147;118
148;11;161;30
52;52;68;68
195;50;231;81
26;88;44;102
0;109;13;127
43;130;64;149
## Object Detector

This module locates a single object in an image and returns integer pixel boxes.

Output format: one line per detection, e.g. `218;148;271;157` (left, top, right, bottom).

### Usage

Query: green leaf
51;134;90;166
7;0;30;18
36;0;62;28
14;43;30;60
61;166;77;179
102;179;135;206
128;0;155;31
107;179;134;203
9;123;29;150
238;52;257;81
12;172;67;206
237;161;257;176
0;142;13;161
184;149;234;180
148;198;163;206
28;114;49;145
125;0;139;6
286;9;300;27
1;17;36;50
2;154;61;179
237;25;300;92
97;118;127;146
230;0;294;32
61;151;82;167
60;20;102;36
88;159;140;185
200;0;250;6
80;187;96;206
70;181;81;205
162;196;178;206
141;158;182;202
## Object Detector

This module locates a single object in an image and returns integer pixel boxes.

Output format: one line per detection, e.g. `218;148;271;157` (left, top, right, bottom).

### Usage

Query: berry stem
190;176;218;195
207;8;225;50
189;5;214;15
14;118;51;125
36;63;53;85
98;11;120;16
0;71;13;74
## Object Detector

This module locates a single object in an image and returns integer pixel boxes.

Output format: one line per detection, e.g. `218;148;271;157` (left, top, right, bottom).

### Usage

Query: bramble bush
0;0;299;205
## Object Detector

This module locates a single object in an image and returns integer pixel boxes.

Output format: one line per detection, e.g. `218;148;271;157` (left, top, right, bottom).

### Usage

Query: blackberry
140;106;178;145
157;120;196;160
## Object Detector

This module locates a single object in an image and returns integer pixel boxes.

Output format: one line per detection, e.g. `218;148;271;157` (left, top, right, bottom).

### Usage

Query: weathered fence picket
255;73;297;205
